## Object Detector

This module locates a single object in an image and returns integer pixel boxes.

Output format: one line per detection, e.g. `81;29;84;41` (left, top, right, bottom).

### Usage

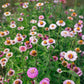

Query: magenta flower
78;32;82;37
65;27;71;31
0;51;4;57
53;56;58;61
19;46;27;52
27;67;38;78
25;44;32;49
67;63;76;70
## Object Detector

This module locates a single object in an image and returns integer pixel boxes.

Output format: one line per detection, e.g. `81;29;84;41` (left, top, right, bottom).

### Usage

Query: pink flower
82;35;84;40
40;78;50;84
19;46;27;52
52;56;58;61
27;67;38;78
13;79;22;84
59;0;66;4
39;15;44;20
63;80;75;84
26;44;32;49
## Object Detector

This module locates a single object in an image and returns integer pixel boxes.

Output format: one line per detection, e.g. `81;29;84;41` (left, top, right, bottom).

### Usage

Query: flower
19;46;27;52
30;50;37;56
22;4;28;8
61;31;69;37
39;15;44;20
60;51;66;57
62;60;68;67
79;15;83;19
56;20;66;26
30;19;37;23
49;24;57;30
47;38;55;45
53;56;58;61
4;11;11;16
82;35;84;40
30;32;37;36
36;3;44;7
10;24;16;28
18;17;23;21
78;40;84;45
0;76;4;83
0;58;8;63
57;68;63;73
0;51;4;57
25;44;32;49
63;80;75;84
67;16;73;20
6;52;13;58
40;78;50;84
73;67;83;76
64;51;77;61
13;79;22;84
41;40;48;46
4;40;12;45
38;21;46;27
8;70;15;76
74;22;83;28
65;27;71;31
74;27;82;33
71;12;77;17
27;67;38;78
75;48;81;53
69;9;75;12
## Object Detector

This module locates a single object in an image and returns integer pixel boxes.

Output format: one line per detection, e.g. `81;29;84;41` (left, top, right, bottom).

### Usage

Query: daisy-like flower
26;44;32;49
78;40;84;45
64;51;77;61
57;68;63;73
71;12;77;17
40;78;50;84
73;67;83;76
61;31;69;37
2;4;7;8
8;70;15;76
38;20;46;27
0;58;8;63
4;40;12;45
69;9;75;12
41;40;48;46
74;27;82;33
0;32;6;37
49;24;57;30
0;76;4;83
53;56;58;61
0;51;4;57
60;51;66;57
45;27;50;31
19;46;27;52
18;17;23;21
13;79;22;84
1;61;7;67
4;48;10;54
11;40;17;45
63;80;75;84
36;3;44;7
15;36;24;43
37;33;43;38
42;35;49;40
75;48;81;53
17;26;24;30
30;32;37;36
30;19;37;24
4;11;11;16
30;50;37;56
47;38;55;45
24;2;29;5
10;21;16;24
62;60;68;67
60;57;64;61
65;27;71;32
22;4;28;8
31;38;38;44
67;16;73;20
27;67;38;78
39;15;44;20
69;31;75;37
32;26;37;30
10;24;16;28
56;20;66;26
6;52;13;58
20;13;24;16
74;22;83;28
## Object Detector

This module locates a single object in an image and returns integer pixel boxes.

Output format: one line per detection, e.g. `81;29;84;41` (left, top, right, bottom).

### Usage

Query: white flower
30;32;37;36
36;3;44;7
49;24;57;30
23;4;28;8
38;21;46;27
4;48;10;54
74;27;82;33
41;40;48;46
57;68;63;73
30;19;37;24
61;31;69;37
6;52;13;58
4;12;11;16
47;38;55;45
64;51;77;61
56;20;66;26
69;9;75;12
31;38;38;44
10;24;16;28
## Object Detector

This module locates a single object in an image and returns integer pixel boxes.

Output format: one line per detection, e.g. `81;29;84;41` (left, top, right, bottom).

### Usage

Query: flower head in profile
63;80;75;84
19;46;27;52
27;67;38;78
13;79;22;84
56;20;66;26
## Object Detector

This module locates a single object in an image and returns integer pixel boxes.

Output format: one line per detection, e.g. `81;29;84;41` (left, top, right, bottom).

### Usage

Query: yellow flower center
59;20;63;24
68;54;73;59
40;21;44;25
66;81;71;84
